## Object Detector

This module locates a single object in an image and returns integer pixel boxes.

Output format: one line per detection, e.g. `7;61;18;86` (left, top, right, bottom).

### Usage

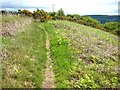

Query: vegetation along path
40;26;55;88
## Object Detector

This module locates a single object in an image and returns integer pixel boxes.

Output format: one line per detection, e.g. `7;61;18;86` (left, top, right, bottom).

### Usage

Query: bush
104;22;120;36
33;9;51;22
20;10;32;16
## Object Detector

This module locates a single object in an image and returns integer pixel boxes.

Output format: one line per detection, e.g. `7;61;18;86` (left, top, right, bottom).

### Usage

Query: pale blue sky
1;0;119;15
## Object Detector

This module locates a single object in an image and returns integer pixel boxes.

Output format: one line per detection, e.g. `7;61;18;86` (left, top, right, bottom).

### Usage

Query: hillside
41;20;119;88
1;15;119;88
85;15;119;24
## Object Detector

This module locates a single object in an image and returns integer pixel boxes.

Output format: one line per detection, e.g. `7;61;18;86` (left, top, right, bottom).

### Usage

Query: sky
1;0;120;15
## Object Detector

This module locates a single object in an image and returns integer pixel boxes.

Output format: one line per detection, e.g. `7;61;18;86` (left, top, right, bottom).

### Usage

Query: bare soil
42;30;55;88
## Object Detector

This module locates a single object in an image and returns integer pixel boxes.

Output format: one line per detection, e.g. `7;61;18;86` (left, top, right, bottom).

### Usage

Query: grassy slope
2;21;47;88
1;15;119;88
41;20;119;88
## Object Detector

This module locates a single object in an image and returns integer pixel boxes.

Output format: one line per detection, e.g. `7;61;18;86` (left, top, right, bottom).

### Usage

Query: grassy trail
2;16;119;88
41;26;55;88
41;23;73;88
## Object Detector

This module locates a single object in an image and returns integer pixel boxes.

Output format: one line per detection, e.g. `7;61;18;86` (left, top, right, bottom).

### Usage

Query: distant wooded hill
85;15;120;24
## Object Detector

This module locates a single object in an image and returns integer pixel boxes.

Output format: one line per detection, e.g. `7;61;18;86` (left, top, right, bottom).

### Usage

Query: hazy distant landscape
86;15;119;24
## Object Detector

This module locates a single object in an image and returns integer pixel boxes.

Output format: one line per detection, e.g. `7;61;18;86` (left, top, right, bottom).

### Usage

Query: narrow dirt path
42;28;55;88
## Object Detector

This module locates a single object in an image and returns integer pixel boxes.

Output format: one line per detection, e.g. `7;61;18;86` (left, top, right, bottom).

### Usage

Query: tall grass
1;15;32;23
2;22;47;88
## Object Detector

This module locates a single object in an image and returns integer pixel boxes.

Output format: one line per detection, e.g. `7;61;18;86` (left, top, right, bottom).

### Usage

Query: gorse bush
33;9;52;22
20;9;32;16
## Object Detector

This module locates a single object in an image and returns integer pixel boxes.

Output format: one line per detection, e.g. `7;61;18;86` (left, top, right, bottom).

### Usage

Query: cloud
1;0;119;15
2;0;23;8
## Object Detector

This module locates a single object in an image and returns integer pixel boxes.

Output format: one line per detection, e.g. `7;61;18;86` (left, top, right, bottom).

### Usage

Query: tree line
1;8;119;36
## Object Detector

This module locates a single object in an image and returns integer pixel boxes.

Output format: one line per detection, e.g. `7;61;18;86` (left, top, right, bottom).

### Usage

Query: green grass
40;23;74;88
41;20;119;88
2;22;47;88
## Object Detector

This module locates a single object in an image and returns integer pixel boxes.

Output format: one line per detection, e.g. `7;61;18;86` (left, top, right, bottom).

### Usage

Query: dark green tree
57;8;65;16
49;12;57;16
